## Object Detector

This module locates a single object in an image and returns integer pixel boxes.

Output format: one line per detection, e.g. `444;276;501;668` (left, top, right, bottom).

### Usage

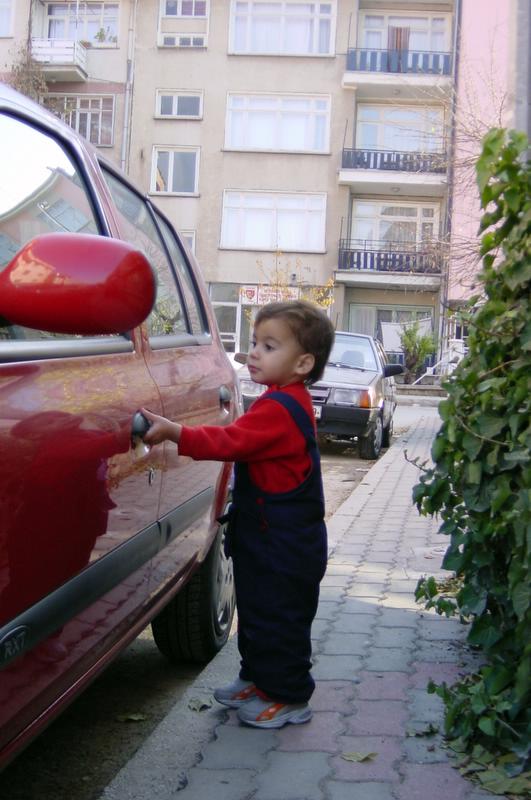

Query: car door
99;170;237;597
0;110;162;754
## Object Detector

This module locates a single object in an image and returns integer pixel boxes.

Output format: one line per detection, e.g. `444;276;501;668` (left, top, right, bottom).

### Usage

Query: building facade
0;0;527;360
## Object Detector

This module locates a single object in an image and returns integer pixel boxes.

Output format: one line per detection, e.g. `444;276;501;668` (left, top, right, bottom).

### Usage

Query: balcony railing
347;47;452;76
342;148;446;174
31;38;88;72
338;240;442;274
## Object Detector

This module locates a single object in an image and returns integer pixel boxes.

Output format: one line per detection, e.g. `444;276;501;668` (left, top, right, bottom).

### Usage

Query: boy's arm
141;408;182;446
143;400;293;462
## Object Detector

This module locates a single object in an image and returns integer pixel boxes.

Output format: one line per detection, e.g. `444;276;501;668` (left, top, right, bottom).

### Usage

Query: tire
382;416;394;448
151;525;235;664
359;415;383;460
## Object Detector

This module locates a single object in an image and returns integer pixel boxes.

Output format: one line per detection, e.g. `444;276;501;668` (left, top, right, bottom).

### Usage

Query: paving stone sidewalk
101;414;501;800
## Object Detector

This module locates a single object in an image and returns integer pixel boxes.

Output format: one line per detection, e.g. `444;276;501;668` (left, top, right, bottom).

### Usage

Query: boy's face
247;317;314;387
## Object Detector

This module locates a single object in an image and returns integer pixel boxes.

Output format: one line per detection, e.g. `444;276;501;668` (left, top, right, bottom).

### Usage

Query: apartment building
0;0;527;360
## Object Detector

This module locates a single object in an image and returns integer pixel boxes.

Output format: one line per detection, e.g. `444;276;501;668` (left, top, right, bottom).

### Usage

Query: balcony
336;239;442;291
339;148;447;196
343;48;452;99
347;48;452;75
31;39;88;82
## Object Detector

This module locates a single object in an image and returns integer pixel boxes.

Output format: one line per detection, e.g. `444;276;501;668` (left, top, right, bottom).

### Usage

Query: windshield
328;336;378;371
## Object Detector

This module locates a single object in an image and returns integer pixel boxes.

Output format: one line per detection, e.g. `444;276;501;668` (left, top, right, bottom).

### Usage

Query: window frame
150;146;200;196
220;189;327;253
46;2;119;47
179;230;196;253
229;0;336;57
349;199;440;248
356;103;445;154
225;92;331;153
162;0;208;17
155;89;203;119
358;10;451;53
0;0;13;37
43;94;115;147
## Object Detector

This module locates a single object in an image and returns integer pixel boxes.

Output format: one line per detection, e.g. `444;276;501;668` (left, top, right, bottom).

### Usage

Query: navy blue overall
226;391;327;704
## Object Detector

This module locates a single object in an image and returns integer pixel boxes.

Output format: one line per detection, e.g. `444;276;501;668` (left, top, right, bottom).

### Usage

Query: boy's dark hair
255;300;335;384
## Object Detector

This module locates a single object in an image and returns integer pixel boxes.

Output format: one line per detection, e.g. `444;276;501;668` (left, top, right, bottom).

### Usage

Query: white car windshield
328;337;378;371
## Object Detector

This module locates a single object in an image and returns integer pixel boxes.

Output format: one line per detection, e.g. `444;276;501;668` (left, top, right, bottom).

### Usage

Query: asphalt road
0;431;415;800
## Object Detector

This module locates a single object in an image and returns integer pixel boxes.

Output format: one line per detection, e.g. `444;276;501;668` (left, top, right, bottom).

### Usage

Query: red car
0;83;237;769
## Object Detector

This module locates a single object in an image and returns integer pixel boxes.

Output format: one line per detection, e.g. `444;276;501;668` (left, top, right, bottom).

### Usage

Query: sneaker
237;696;312;729
213;678;259;708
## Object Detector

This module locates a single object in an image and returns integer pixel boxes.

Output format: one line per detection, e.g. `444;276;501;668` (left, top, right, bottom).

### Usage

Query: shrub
413;129;530;795
399;321;436;383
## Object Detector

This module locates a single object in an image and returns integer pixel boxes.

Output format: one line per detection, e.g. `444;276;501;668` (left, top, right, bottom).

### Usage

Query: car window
0;112;101;342
330;336;378;371
152;209;208;337
102;169;188;338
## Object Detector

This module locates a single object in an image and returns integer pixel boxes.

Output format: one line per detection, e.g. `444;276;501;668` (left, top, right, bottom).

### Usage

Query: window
102;170;188;339
0;112;100;342
349;303;432;343
151;147;199;195
163;0;207;16
43;95;115;146
221;191;326;251
230;1;334;56
360;12;449;52
180;230;196;252
0;0;13;36
156;90;202;118
350;200;439;248
46;2;118;45
357;105;444;153
226;94;330;152
154;211;206;335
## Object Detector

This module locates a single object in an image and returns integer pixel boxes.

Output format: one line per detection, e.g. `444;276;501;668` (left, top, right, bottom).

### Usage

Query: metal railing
342;147;446;174
338;239;443;274
346;47;452;76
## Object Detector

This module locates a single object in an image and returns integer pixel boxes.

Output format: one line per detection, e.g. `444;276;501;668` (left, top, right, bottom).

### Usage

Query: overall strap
265;391;316;444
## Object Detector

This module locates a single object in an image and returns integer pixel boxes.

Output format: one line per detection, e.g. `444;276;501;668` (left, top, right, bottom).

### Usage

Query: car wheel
151;525;235;664
359;415;383;460
382;416;394;448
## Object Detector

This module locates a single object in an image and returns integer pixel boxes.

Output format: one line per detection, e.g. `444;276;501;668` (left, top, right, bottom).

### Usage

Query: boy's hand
140;408;182;446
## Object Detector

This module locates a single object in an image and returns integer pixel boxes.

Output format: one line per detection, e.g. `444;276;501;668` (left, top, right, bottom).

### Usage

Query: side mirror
384;363;404;378
0;233;156;335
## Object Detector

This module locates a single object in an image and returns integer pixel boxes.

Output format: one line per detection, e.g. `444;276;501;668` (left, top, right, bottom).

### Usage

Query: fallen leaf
188;697;213;712
341;752;377;763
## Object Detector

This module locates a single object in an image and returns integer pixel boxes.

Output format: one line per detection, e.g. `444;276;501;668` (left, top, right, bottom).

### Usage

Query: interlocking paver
254;751;329;800
346;700;409;736
328;782;396;800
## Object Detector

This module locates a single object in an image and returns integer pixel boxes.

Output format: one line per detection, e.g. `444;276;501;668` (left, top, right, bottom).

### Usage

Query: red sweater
178;382;315;493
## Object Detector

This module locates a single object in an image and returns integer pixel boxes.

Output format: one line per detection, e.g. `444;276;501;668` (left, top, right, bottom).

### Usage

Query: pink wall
448;0;513;302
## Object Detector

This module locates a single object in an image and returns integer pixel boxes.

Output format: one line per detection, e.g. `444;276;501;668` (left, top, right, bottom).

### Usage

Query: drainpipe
120;0;138;173
438;0;462;362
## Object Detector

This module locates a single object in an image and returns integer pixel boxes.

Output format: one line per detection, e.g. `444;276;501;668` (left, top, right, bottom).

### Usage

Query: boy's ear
296;353;315;378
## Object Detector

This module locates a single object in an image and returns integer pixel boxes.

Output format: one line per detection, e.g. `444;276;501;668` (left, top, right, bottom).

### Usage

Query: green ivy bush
413;129;530;795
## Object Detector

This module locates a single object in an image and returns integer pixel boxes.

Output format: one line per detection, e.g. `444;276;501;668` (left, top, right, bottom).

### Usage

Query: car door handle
131;411;151;442
219;385;231;408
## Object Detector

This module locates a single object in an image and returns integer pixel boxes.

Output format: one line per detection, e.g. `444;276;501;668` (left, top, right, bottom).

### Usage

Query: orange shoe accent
234;685;258;701
256;702;286;722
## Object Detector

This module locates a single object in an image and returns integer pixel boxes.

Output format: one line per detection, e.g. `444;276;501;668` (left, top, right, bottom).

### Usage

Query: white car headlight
332;388;363;405
331;388;372;407
239;379;265;397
